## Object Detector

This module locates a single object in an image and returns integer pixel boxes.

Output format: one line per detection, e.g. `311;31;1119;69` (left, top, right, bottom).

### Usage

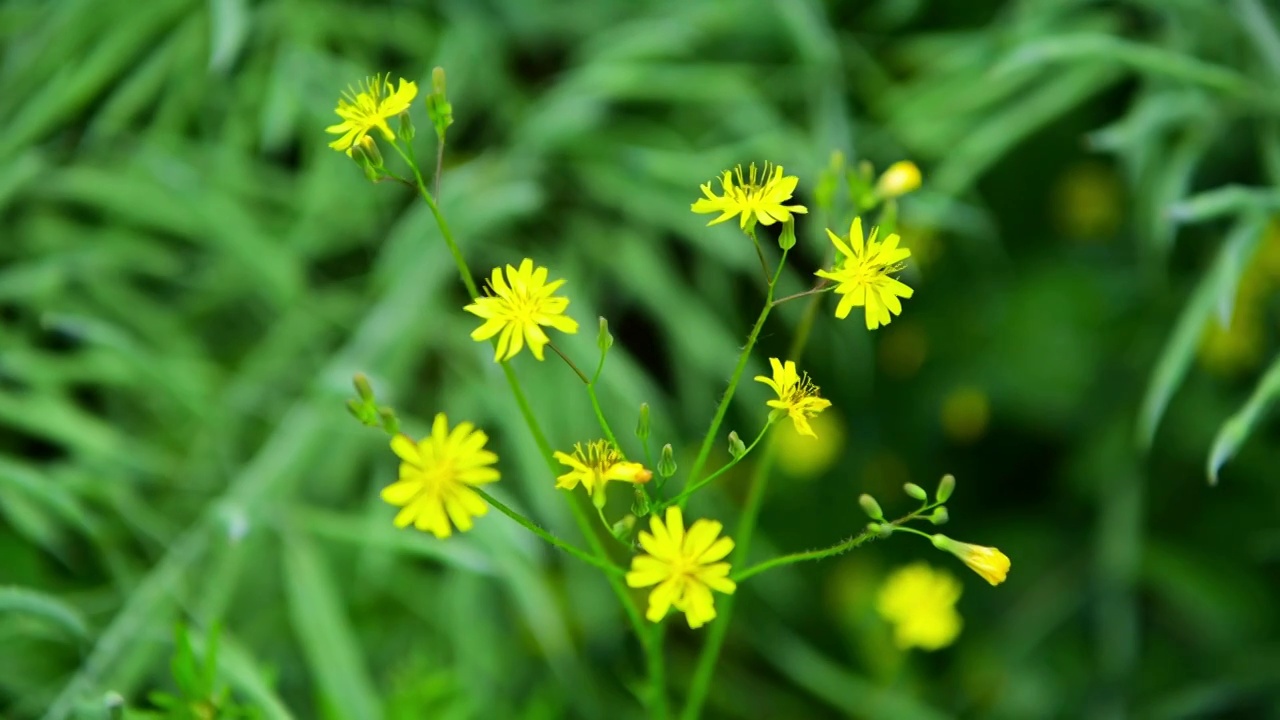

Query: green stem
682;249;788;501
475;488;624;576
589;385;621;450
749;227;771;283
662;420;770;510
391;139;653;664
771;284;832;308
549;341;591;384
648;623;668;720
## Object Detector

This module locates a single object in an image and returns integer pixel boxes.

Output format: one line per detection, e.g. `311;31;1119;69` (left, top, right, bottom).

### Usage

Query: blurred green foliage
3;0;1280;718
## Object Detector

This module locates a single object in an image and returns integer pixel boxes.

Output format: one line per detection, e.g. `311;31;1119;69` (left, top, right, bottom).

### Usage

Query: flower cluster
332;71;1009;646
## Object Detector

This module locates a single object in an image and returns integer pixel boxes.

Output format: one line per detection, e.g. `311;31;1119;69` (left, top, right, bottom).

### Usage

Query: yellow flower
464;259;580;362
626;507;736;629
326;74;419;152
554;440;652;498
815;217;914;330
874;161;922;199
754;357;832;438
380;414;500;539
691;162;808;229
931;534;1011;586
876;563;963;650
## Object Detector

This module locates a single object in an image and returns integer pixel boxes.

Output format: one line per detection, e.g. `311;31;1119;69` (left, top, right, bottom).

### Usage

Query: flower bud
612;513;636;541
928;506;949;525
858;493;884;521
631;488;650;517
931;534;1010;586
903;482;927;501
346;398;378;426
936;473;955;503
635;402;651;440
598;316;614;353
875;160;922;199
427;66;454;141
658;443;677;478
778;218;797;250
398;112;416;143
727;431;746;459
378;407;400;435
353;372;376;401
868;522;893;538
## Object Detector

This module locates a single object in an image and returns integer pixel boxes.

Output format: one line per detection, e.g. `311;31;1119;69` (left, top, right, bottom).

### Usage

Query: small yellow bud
931;534;1010;586
875;161;922;199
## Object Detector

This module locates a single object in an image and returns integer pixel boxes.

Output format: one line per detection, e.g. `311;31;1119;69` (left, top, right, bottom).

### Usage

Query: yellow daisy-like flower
626;507;736;629
691;162;808;229
463;259;580;362
815;217;915;330
325;73;419;152
754;357;833;438
876;563;963;651
931;534;1011;586
554;440;652;498
380;413;499;539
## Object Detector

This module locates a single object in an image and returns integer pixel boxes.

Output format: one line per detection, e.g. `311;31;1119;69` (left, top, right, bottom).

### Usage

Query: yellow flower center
784;372;822;405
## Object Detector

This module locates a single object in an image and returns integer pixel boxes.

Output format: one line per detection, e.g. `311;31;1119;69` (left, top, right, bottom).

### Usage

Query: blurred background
3;0;1280;717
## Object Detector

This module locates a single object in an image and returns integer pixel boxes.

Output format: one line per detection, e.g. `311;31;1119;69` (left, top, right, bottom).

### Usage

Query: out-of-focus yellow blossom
326;74;418;152
1052;161;1123;241
626;507;736;629
691;162;808;229
464;259;580;362
940;386;991;444
931;534;1010;586
775;410;845;479
876;563;963;650
816;217;914;330
1199;222;1280;375
874;161;922;199
754;357;833;438
554;440;652;498
381;414;499;538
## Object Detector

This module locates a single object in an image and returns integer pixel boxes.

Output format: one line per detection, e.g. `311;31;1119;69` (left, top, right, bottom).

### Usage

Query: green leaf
0;586;89;641
1138;215;1266;449
1207;353;1280;484
281;530;382;720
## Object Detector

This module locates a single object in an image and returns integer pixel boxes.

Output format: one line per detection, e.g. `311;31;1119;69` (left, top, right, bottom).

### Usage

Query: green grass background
3;0;1280;717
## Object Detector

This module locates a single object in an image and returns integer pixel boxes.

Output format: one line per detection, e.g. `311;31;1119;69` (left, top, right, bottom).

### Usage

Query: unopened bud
346;399;378;426
658;444;677;478
903;482;927;501
636;403;650;440
398;112;416;143
928;506;949;525
353;373;375;402
936;473;955;503
874;160;922;199
868;522;893;538
432;66;447;96
632;488;650;517
727;431;746;459
104;692;125;720
427;66;454;141
378;407;400;435
779;219;797;250
858;493;884;521
611;513;636;541
598;316;613;353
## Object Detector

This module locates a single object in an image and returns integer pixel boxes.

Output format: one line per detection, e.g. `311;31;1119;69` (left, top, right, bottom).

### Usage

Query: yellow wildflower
815;217;914;330
554;440;652;498
876;563;963;650
626;507;736;628
874;161;922;199
691;162;808;229
381;414;499;539
754;357;832;438
931;534;1011;586
326;74;419;152
464;259;580;362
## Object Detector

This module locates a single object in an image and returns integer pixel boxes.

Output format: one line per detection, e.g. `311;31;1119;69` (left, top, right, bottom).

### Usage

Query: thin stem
732;505;941;583
660;420;770;510
648;623;668;720
680;261;816;720
589;385;621;450
749;227;771;284
549;341;591;384
392;140;653;653
771;284;832;308
681;249;788;506
433;135;444;199
475;488;624;576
